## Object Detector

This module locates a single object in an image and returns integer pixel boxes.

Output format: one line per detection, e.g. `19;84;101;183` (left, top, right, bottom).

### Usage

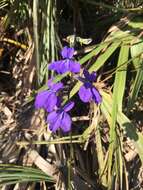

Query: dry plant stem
67;131;74;190
16;139;82;146
28;149;58;181
0;37;28;50
72;116;89;121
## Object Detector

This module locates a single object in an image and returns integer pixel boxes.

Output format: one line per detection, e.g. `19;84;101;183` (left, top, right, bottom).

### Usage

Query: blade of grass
114;44;129;111
128;61;143;110
101;91;143;163
79;42;110;65
0;165;54;187
107;43;129;187
96;125;107;187
128;39;143;109
89;42;121;72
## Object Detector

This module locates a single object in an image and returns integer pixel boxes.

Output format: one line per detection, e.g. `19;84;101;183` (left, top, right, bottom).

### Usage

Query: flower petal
35;90;50;109
69;60;81;73
49;59;77;74
84;81;92;88
56;97;62;108
48;60;63;73
63;101;75;112
45;92;57;112
60;112;72;132
51;82;63;92
58;59;70;74
47;111;61;132
78;85;92;102
76;76;86;83
91;87;102;104
47;78;54;88
49;118;61;132
83;69;97;82
61;46;74;59
49;61;59;70
47;111;58;123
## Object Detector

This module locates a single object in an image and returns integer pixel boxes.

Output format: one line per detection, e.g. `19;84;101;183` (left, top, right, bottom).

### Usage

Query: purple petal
49;118;61;132
47;111;61;132
49;61;59;70
51;82;63;92
47;111;58;123
77;76;86;83
45;92;58;112
35;91;50;109
84;81;92;88
50;60;70;74
78;85;92;102
83;70;97;82
60;112;72;132
49;60;63;73
69;60;81;73
47;78;54;88
49;59;77;74
56;97;62;108
91;87;102;104
58;59;71;74
61;46;74;59
63;101;75;112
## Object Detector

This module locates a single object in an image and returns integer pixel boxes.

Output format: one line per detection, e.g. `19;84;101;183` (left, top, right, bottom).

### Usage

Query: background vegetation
0;0;143;189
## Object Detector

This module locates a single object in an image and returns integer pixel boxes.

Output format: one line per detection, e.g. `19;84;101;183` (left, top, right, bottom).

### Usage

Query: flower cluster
49;46;80;74
78;70;102;103
35;46;102;133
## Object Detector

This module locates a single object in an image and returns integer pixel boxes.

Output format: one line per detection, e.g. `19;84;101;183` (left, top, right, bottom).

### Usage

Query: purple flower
35;79;63;112
47;101;74;132
49;46;80;74
78;70;102;104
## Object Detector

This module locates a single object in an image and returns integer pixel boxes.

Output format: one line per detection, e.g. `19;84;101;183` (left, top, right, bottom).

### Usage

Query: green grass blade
130;40;143;68
128;39;143;109
101;91;143;163
0;165;54;186
96;125;107;186
118;113;143;162
107;44;129;187
128;61;143;109
114;44;129;111
89;42;121;72
79;42;110;65
115;131;124;190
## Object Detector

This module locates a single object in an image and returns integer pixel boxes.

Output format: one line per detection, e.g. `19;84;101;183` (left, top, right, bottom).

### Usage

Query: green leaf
105;44;129;186
114;44;129;111
96;125;107;186
89;42;121;72
130;39;143;68
128;39;143;109
79;42;110;65
101;91;143;163
118;113;143;163
128;61;143;109
0;165;54;186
